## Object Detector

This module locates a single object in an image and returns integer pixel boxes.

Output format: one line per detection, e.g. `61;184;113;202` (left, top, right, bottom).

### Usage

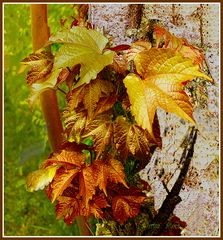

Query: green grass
4;4;80;236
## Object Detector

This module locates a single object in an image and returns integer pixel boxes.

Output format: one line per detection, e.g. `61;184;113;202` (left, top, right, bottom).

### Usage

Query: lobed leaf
49;26;115;88
124;48;212;137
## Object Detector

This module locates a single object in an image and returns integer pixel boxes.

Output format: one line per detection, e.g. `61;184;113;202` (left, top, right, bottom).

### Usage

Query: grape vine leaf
124;48;212;137
49;26;115;88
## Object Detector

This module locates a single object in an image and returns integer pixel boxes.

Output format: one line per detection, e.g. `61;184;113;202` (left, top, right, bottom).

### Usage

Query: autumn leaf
28;68;61;106
56;196;79;225
79;166;96;207
112;192;146;224
49;26;115;88
112;54;128;74
49;168;80;202
94;95;117;116
114;116;153;160
21;51;54;85
124;48;212;137
63;109;87;143
153;25;204;66
68;78;114;118
80;193;109;219
127;40;152;62
26;165;59;192
92;158;128;196
42;143;86;168
83;115;113;158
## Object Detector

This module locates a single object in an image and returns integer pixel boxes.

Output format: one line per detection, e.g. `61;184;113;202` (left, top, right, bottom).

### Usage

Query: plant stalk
30;4;91;236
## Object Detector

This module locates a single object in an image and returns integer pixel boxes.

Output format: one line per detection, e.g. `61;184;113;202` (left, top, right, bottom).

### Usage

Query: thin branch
144;127;198;236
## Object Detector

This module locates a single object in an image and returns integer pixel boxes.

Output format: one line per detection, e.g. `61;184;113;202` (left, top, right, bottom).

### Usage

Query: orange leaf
42;143;86;168
50;168;80;202
79;166;96;207
153;25;204;66
56;196;80;225
92;158;128;196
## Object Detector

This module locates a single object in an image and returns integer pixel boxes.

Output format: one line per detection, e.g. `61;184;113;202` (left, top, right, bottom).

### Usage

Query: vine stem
30;4;91;236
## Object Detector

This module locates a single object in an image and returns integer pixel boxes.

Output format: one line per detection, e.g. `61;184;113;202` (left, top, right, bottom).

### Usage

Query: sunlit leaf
26;165;59;192
153;25;205;66
49;26;115;88
124;48;212;137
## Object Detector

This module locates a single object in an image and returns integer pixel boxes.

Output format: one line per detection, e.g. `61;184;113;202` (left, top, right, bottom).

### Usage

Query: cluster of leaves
24;10;212;232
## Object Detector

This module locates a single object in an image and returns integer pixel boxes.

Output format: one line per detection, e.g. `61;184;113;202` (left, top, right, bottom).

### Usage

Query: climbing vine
23;5;212;236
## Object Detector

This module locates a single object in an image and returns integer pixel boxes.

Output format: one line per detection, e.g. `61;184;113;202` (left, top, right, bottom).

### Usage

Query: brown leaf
69;78;114;119
56;196;79;225
112;193;146;224
21;51;54;85
63;109;88;143
80;193;109;219
94;95;117;116
112;54;128;74
49;168;80;202
79;166;96;207
83;115;113;158
114;116;154;160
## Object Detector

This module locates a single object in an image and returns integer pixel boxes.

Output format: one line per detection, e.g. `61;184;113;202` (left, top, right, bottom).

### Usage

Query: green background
4;4;80;236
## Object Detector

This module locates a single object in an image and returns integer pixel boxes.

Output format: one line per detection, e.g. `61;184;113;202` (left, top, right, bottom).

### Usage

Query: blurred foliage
4;4;80;236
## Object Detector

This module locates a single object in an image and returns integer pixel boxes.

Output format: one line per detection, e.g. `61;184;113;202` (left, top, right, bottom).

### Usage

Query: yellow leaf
50;26;115;88
26;165;59;192
28;68;61;106
124;48;213;137
134;49;212;82
124;73;195;138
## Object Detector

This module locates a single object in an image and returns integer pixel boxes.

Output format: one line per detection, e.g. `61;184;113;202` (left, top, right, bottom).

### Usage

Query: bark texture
90;3;219;236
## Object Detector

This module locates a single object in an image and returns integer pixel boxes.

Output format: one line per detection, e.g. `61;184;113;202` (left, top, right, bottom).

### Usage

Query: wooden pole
30;4;91;236
31;4;63;151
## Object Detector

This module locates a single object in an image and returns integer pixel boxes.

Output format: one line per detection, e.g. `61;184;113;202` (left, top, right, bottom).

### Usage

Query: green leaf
49;26;115;88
